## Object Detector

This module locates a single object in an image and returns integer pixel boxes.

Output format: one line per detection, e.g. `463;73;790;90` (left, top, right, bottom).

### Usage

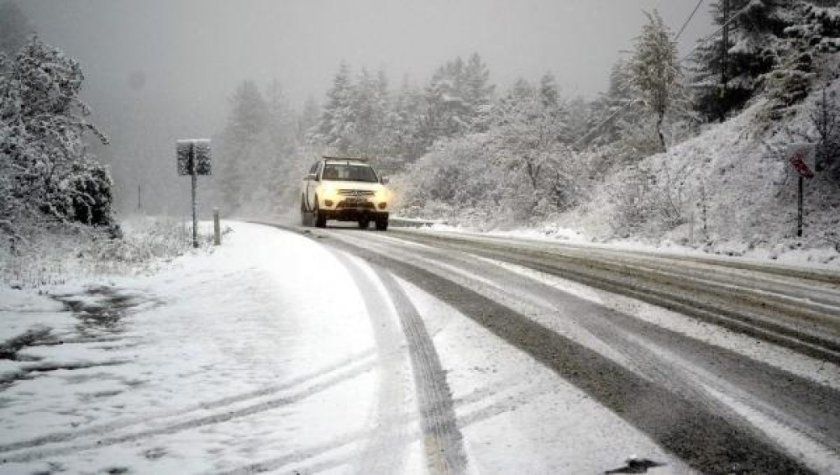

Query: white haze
18;0;713;214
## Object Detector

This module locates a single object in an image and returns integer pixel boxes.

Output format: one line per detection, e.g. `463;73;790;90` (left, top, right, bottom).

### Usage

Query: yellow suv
301;158;391;230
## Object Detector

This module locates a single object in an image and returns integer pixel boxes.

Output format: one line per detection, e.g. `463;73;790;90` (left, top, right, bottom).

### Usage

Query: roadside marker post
177;139;212;248
213;207;221;246
787;143;815;238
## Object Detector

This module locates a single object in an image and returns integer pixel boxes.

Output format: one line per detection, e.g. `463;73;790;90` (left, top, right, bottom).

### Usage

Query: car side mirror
307;172;318;181
380;176;390;185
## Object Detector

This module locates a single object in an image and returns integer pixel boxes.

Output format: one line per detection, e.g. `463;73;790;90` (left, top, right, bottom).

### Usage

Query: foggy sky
17;0;713;213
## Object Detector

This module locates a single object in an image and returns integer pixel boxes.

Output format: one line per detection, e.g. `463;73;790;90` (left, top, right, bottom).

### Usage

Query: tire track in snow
215;381;533;475
314;233;813;474
0;354;377;464
0;350;375;454
388;230;840;365
361;235;840;459
327;227;840;471
328;251;413;475
376;269;468;475
328;246;467;474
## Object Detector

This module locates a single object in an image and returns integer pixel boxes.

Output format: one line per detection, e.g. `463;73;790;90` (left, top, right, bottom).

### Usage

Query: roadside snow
0;222;392;474
415;224;840;271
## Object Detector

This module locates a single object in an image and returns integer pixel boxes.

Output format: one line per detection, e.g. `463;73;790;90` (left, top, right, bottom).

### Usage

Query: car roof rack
321;155;369;163
323;155;369;162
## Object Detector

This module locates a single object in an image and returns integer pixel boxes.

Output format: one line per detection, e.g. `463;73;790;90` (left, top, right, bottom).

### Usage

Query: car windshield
322;163;379;183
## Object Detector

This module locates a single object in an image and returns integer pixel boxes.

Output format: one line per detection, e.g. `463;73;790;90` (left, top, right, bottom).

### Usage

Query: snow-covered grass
0;216;219;289
0;222;386;474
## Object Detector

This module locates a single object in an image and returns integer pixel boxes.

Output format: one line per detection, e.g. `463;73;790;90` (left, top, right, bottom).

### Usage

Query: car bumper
322;208;388;221
320;197;388;215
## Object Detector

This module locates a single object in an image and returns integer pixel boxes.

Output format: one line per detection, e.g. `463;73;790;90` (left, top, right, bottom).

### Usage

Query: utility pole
719;0;730;122
137;184;143;212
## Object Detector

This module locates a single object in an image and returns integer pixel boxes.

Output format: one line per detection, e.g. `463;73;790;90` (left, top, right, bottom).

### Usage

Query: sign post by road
787;143;815;238
177;139;212;248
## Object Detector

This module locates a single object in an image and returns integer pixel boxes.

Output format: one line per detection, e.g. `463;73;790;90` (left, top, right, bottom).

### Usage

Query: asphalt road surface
272;220;840;474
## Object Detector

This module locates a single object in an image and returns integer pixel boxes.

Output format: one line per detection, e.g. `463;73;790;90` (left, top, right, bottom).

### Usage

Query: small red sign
789;149;814;178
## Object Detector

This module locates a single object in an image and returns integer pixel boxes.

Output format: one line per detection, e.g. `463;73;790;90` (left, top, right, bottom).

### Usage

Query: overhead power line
572;0;755;149
679;0;753;63
675;0;705;41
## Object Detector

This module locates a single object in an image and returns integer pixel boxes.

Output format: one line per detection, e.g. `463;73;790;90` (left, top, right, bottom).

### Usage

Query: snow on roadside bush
0;37;115;242
0;217;207;289
396;102;594;229
564;80;840;260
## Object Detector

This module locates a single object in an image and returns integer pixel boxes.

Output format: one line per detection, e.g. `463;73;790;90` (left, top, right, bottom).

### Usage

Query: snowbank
0;222;382;474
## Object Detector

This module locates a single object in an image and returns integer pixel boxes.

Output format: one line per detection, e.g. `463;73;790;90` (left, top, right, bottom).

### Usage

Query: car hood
321;181;385;191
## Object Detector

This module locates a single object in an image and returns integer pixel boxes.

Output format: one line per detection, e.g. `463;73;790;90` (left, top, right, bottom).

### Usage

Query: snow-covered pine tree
627;9;683;152
690;0;797;121
349;68;389;158
297;97;320;142
417;54;495;149
314;62;355;154
385;77;427;165
762;1;840;117
423;56;468;141
539;72;559;109
463;53;494;131
260;81;299;215
811;87;840;182
265;80;296;157
217;80;270;212
0;37;113;240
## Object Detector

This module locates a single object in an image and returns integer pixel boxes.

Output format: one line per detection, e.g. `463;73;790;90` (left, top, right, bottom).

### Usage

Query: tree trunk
656;111;666;152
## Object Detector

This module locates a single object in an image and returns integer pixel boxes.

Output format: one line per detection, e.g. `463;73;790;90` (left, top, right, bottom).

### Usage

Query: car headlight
375;188;389;202
321;185;337;199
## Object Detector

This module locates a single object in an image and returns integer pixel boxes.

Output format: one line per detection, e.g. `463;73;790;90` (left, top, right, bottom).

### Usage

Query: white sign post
177;139;212;248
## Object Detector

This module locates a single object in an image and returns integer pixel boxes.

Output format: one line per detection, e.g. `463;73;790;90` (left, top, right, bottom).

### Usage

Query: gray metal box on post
177;139;212;248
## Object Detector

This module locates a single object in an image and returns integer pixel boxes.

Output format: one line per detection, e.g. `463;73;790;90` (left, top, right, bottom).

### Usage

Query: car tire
375;217;388;231
358;218;370;229
300;196;310;226
314;196;327;228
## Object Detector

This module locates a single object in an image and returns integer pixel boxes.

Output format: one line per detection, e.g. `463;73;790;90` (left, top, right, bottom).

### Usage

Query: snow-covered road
1;221;839;474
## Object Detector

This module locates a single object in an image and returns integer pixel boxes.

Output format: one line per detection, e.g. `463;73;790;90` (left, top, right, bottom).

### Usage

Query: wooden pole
213;208;221;246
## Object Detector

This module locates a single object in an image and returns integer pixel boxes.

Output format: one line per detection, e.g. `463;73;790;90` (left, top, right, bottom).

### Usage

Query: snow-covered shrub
398;105;590;228
762;40;816;118
0;217;200;288
0;37;114;242
48;161;116;228
607;162;688;239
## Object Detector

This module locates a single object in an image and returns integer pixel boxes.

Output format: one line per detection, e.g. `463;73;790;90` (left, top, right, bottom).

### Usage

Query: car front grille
338;189;375;197
337;201;375;210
